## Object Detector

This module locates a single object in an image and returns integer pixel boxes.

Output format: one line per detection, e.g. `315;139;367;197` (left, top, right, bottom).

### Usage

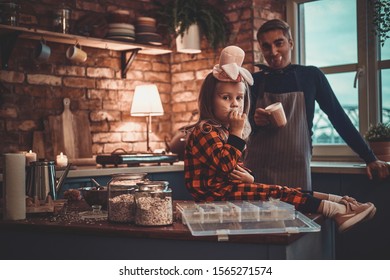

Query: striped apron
245;76;312;190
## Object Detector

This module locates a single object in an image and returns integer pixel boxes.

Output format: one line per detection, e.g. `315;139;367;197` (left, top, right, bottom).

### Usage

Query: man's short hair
257;19;292;41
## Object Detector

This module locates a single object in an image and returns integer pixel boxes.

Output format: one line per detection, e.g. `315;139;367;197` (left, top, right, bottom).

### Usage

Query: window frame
286;0;383;161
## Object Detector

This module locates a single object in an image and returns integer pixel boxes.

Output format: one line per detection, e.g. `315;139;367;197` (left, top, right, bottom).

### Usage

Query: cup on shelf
33;38;51;63
66;43;87;63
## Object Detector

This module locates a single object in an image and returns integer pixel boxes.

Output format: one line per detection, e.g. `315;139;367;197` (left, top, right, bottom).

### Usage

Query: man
245;19;389;190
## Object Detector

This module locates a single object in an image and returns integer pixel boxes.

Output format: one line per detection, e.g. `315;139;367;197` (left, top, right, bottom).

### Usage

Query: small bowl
79;186;108;209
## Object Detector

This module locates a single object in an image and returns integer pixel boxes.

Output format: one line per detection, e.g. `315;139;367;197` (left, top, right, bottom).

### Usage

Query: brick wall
0;0;285;165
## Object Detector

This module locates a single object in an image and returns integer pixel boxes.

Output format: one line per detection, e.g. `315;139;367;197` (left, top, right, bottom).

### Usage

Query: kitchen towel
3;153;26;220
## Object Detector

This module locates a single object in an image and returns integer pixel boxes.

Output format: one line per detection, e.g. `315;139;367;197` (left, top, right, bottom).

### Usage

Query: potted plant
364;122;390;161
152;0;229;52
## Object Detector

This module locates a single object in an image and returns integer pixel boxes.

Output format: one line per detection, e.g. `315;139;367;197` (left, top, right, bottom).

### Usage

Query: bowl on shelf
79;186;108;210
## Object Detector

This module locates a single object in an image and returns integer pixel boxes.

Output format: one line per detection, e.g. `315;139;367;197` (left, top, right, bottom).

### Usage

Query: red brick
0;70;25;83
55;66;86;76
63;77;96;88
27;74;61;86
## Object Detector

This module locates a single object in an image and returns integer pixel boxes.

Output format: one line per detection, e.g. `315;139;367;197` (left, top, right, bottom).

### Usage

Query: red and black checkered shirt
184;123;312;210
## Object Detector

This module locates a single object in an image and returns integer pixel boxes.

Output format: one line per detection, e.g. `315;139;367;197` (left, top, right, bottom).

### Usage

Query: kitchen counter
0;200;334;260
58;161;185;178
310;161;367;174
59;161;371;177
0;160;374;182
61;161;368;176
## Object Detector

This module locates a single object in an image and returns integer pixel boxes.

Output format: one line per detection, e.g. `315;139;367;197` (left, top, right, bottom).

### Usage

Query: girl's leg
232;183;320;212
233;183;376;233
313;192;343;203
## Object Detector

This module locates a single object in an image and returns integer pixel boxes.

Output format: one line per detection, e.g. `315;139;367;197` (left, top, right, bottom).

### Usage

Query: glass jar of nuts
107;173;147;223
134;181;173;226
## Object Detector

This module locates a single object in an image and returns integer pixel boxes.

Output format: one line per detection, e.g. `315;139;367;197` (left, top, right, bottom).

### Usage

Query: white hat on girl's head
212;46;254;85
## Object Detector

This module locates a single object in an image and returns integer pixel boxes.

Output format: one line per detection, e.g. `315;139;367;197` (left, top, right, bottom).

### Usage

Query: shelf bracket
121;48;142;78
0;31;20;70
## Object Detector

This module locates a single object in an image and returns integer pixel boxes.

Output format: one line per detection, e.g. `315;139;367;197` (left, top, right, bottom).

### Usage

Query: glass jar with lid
0;2;20;26
135;181;173;226
107;173;147;223
52;3;71;33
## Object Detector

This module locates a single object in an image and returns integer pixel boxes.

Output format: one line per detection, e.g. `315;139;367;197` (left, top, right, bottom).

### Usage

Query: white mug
265;102;287;128
33;39;51;63
66;43;87;63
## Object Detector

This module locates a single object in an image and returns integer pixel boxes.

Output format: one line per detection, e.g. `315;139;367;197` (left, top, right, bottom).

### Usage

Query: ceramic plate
108;27;135;34
107;31;135;37
108;23;135;30
106;36;136;42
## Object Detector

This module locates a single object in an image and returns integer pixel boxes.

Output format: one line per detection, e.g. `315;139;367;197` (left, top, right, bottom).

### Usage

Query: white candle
56;152;68;167
3;153;26;220
25;150;37;166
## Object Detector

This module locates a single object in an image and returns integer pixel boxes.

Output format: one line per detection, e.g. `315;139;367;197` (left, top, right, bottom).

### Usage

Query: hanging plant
151;0;229;50
370;0;390;46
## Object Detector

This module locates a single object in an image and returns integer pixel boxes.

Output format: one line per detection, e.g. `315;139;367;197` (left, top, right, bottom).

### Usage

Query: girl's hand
229;110;246;137
254;108;271;126
229;165;254;183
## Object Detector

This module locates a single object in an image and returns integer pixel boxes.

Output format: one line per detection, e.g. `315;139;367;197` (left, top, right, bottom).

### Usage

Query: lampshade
131;85;164;116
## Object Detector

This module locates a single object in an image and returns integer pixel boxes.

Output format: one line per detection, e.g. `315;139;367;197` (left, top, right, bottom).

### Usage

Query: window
287;0;390;160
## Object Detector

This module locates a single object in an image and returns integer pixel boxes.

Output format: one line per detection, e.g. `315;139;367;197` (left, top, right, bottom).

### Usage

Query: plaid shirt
184;124;310;210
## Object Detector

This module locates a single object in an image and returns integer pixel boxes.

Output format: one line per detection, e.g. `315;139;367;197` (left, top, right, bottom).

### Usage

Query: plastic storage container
176;200;320;237
135;181;173;226
107;173;147;223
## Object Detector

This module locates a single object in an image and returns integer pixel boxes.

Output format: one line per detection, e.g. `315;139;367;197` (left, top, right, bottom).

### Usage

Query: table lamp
130;84;164;152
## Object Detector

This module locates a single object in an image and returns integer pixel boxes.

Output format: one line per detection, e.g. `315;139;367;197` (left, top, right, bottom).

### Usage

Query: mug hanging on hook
33;37;51;63
66;42;87;63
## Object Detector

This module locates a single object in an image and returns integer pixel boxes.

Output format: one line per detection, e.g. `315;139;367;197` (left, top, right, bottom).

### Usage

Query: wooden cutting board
48;98;92;159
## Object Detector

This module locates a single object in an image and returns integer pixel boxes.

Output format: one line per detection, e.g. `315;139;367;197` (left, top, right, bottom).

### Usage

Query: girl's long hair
187;72;252;141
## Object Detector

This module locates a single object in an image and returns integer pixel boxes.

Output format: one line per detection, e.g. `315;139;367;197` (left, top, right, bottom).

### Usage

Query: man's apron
245;74;312;191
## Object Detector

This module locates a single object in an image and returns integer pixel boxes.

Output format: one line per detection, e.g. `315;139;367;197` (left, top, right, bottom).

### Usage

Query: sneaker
334;201;375;233
340;196;376;221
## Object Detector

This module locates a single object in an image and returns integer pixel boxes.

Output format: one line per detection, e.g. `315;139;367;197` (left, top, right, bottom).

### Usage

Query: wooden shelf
0;24;171;76
0;24;171;55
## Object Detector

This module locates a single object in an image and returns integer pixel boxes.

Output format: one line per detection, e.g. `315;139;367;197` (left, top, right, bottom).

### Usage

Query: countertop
0;160;374;182
58;162;185;178
0;200;324;245
57;161;369;178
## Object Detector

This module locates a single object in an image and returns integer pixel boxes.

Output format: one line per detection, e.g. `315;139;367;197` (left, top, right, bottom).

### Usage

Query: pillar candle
25;150;37;166
56;152;68;167
3;153;26;220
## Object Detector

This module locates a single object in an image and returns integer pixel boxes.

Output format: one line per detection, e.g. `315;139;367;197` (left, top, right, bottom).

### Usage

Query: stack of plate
135;17;162;45
106;23;135;42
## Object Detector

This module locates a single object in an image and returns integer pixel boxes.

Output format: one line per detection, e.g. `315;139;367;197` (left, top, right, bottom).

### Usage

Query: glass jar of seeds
107;173;147;223
134;181;173;226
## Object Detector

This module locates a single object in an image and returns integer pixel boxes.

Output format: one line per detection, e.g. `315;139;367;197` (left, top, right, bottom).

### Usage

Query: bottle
107;173;147;223
134;181;173;226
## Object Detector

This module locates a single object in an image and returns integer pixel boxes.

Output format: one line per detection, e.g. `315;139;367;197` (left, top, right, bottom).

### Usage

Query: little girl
184;46;376;233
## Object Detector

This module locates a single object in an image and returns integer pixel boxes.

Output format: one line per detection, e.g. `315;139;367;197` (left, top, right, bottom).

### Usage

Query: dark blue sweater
250;64;376;163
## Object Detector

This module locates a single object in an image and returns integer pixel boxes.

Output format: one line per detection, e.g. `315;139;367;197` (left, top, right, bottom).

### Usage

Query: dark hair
256;19;292;41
